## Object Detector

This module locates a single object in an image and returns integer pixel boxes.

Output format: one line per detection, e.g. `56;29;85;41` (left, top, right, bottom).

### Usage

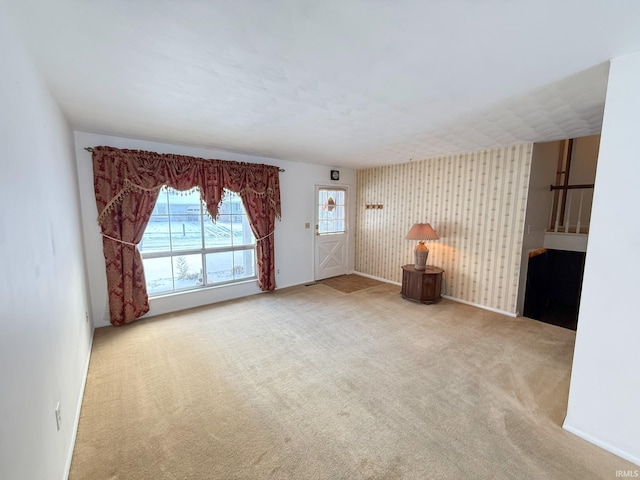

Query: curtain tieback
256;231;274;242
101;233;138;246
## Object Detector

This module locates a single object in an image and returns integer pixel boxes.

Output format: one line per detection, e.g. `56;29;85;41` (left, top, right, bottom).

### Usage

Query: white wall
570;135;600;184
74;132;356;327
0;13;93;480
567;135;599;229
516;140;562;315
564;53;640;465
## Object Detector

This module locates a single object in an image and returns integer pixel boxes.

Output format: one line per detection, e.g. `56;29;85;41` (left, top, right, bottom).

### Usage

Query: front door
314;186;348;280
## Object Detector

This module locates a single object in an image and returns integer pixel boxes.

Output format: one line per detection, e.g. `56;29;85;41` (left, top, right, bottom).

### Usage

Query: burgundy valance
92;146;282;326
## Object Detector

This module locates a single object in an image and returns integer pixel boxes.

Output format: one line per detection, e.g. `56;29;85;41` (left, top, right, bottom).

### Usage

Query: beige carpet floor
70;283;635;479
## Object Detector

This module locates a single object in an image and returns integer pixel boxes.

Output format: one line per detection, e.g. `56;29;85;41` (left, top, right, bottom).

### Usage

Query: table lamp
406;223;439;270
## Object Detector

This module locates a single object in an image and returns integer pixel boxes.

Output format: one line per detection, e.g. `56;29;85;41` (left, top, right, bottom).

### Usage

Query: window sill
148;277;258;300
145;278;261;319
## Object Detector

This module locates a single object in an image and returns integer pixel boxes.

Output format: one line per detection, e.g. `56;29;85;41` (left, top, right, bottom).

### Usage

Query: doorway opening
523;249;586;330
518;135;599;330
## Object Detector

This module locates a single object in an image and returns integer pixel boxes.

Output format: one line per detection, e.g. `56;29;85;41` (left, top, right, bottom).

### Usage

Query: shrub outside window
139;186;256;296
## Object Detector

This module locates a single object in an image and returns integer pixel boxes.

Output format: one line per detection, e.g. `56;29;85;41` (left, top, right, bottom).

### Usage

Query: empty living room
1;1;639;479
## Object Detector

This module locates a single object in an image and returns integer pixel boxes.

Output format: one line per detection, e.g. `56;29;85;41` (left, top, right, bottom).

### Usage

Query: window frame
139;186;257;296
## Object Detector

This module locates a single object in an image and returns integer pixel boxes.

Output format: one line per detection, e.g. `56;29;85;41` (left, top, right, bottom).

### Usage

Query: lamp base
414;242;429;270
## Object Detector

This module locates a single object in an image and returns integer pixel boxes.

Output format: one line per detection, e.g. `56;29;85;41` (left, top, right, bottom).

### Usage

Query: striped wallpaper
355;144;533;314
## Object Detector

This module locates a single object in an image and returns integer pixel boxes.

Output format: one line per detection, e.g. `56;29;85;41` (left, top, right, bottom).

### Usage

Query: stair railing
548;184;594;233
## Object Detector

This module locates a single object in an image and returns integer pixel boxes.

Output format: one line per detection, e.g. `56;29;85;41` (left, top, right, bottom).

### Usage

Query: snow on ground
139;220;255;295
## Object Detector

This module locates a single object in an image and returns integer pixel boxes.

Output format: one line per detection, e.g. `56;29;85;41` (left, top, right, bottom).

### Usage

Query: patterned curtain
92;146;281;326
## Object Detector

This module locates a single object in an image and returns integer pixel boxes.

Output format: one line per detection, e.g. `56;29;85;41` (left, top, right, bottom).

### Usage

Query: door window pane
318;188;346;235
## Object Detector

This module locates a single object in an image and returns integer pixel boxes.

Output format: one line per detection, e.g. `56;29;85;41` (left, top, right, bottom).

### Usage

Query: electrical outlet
55;402;61;431
85;311;89;323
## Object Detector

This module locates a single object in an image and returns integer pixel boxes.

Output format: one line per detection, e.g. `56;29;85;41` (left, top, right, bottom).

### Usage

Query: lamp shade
406;223;438;270
405;223;439;241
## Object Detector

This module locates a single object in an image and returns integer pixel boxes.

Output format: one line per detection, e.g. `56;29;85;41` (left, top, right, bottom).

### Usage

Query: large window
139;186;256;296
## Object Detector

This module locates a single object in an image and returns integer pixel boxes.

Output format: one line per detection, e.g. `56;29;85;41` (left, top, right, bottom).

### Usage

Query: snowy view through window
139;187;256;296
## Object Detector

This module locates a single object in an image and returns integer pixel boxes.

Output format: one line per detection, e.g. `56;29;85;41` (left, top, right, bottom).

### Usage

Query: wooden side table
400;265;444;304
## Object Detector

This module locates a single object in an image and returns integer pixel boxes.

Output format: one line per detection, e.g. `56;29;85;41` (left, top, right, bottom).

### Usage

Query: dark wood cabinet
401;265;443;304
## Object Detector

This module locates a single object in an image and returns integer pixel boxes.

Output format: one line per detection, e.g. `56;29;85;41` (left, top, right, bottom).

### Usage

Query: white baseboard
305;271;516;317
563;423;640;467
441;295;517;318
352;271;401;286
63;329;94;480
277;279;315;289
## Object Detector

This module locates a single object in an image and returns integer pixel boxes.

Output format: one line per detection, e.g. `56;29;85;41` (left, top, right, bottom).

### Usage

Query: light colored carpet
317;274;385;293
70;283;634;479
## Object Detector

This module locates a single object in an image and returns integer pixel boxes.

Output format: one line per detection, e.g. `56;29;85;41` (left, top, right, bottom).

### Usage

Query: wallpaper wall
355;144;533;314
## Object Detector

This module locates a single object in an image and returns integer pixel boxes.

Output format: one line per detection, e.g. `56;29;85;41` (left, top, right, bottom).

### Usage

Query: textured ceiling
3;0;640;168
